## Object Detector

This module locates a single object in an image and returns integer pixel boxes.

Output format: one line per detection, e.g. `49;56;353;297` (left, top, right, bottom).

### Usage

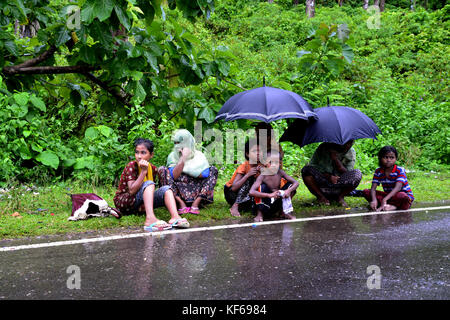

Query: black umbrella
280;106;382;147
215;83;317;123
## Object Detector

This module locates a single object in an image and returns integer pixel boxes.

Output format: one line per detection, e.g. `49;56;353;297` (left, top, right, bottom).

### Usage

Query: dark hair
134;138;154;153
378;145;398;167
244;138;259;160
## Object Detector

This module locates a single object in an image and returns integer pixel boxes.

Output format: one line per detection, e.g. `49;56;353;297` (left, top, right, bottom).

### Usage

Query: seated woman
158;129;218;215
301;140;362;207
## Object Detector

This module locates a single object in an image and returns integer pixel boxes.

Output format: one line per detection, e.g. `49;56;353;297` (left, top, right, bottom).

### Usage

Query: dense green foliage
0;0;449;186
0;0;232;183
193;0;450;175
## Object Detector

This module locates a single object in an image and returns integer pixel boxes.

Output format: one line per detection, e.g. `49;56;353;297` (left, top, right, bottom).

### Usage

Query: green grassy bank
1;170;448;240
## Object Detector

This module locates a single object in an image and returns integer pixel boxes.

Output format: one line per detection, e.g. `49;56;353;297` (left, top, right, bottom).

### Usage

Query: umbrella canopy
280;106;382;147
215;86;318;123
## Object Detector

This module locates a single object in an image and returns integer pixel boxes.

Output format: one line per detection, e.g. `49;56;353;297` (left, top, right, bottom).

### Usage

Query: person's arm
171;147;191;180
330;149;347;174
279;169;299;198
378;182;403;211
369;182;378;211
127;161;148;195
231;166;260;192
249;175;279;199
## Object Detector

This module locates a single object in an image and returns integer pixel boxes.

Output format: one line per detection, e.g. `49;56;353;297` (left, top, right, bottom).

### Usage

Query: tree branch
82;72;132;108
3;65;99;75
2;45;57;75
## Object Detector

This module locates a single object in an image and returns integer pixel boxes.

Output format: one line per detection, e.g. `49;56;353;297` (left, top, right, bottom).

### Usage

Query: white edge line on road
1;205;449;252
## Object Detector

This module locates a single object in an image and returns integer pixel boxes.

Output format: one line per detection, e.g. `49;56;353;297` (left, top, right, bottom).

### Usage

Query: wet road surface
0;207;448;300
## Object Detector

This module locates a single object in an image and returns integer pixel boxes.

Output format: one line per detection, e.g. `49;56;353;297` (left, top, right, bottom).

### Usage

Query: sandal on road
144;220;172;232
169;218;190;229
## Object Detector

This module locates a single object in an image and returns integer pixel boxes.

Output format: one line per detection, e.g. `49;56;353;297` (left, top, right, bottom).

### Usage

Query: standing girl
114;138;189;231
363;146;414;211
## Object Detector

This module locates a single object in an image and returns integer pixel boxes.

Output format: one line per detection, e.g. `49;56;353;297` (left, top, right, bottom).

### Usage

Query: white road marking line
1;205;449;252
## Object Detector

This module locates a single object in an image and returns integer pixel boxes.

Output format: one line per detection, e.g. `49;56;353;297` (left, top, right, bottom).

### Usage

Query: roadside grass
0;171;448;240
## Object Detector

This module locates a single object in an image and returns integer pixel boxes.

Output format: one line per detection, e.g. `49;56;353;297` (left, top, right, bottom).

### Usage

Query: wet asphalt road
0;208;448;300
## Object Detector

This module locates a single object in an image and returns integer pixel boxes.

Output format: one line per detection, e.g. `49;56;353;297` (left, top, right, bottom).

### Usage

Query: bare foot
254;212;263;222
230;203;241;217
338;197;348;208
144;217;158;227
383;204;397;211
317;196;330;206
281;212;296;220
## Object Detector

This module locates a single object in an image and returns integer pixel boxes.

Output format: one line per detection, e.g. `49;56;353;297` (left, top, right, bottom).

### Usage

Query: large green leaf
144;52;159;73
114;5;131;30
325;56;345;76
85;127;98;140
30;95;46;112
19;144;32;160
133;81;147;104
14;92;29;106
36;151;59;170
138;0;155;27
341;44;354;64
74;156;95;170
216;58;230;77
98;125;113;137
79;45;97;64
81;1;96;24
55;26;71;47
90;20;114;50
198;107;215;124
13;0;28;19
4;41;19;56
93;0;115;22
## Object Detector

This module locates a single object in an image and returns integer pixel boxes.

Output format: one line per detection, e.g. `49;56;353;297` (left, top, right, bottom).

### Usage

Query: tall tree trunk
338;0;344;7
379;0;385;12
306;0;315;18
363;0;369;10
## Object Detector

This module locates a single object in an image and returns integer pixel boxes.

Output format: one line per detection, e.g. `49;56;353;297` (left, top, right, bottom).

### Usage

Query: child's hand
282;189;291;199
377;199;388;211
269;191;280;198
247;167;259;177
370;200;378;211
